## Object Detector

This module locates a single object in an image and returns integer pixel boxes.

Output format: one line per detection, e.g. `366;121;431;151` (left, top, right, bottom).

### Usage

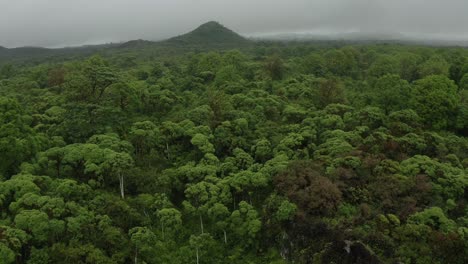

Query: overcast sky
1;0;468;48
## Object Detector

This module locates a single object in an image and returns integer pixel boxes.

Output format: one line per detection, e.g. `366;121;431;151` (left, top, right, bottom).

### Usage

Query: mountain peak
195;21;227;31
198;21;222;27
167;21;249;45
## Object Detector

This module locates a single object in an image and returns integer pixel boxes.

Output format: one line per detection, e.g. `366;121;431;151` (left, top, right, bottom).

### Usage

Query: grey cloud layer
1;0;467;47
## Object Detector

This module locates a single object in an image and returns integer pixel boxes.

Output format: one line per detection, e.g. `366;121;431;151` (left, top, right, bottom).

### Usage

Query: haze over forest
2;0;468;48
1;1;467;264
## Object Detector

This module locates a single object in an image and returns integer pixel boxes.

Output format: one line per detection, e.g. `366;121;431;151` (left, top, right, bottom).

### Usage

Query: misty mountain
2;21;468;65
166;21;250;45
0;22;253;64
250;30;468;46
116;39;155;49
0;44;116;64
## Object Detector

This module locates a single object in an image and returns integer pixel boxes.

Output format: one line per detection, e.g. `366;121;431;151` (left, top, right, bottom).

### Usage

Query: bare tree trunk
199;214;204;234
134;247;138;264
119;173;125;199
166;142;170;160
196;247;199;264
161;222;165;240
56;160;61;177
223;230;227;244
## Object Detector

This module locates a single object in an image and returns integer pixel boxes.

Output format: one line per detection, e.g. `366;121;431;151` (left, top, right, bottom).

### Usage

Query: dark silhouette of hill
0;22;251;63
4;21;467;64
166;21;249;45
0;44;117;64
118;39;154;49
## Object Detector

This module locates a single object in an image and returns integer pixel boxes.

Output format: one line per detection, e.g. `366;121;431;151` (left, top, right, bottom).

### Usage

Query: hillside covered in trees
0;22;467;264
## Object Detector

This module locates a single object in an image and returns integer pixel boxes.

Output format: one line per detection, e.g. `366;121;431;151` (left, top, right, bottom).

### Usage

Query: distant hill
118;39;154;49
0;44;117;65
0;22;251;64
0;47;48;61
4;21;467;65
167;21;249;45
249;31;468;47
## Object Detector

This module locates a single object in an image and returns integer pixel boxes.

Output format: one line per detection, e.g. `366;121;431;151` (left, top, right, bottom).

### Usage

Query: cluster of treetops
0;43;467;263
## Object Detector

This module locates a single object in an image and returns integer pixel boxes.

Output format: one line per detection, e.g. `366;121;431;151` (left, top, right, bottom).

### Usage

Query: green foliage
275;161;342;216
417;55;450;78
368;55;400;78
324;49;357;77
410;75;460;129
459;73;468;90
371;74;410;113
301;53;326;76
0;39;467;264
0;243;15;264
407;207;456;233
0;97;41;176
230;201;262;245
264;55;285;80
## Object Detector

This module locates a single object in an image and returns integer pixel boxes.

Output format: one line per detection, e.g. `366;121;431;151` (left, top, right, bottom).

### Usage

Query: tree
129;227;158;264
0;97;40;177
192;52;222;75
104;82;137;111
184;177;231;234
0;226;28;264
301;53;326;76
191;133;215;155
129;121;159;160
316;77;346;107
274;161;342;216
14;210;65;243
229;201;262;246
149;62;165;79
226;170;269;202
252;139;272;162
63;55;117;104
104;152;134;199
47;67;66;87
410;75;460;129
407;207;456;233
417;55;450;78
0;64;15;79
82;55;118;101
397;52;421;82
455;89;468;134
189;233;220;264
371;74;411;114
264;55;284;80
368;55;400;78
324;49;357;77
459;73;468;90
157;208;182;239
41;147;66;177
0;243;15;264
214;65;243;86
87;133;133;153
207;203;230;244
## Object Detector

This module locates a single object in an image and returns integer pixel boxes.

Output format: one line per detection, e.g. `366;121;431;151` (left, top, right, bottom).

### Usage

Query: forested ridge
0;23;467;264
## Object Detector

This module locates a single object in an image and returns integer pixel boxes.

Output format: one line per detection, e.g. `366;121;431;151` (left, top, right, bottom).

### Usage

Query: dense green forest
0;22;467;264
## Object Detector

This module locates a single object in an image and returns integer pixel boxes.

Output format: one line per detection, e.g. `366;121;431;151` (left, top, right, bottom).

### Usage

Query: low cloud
1;0;467;47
